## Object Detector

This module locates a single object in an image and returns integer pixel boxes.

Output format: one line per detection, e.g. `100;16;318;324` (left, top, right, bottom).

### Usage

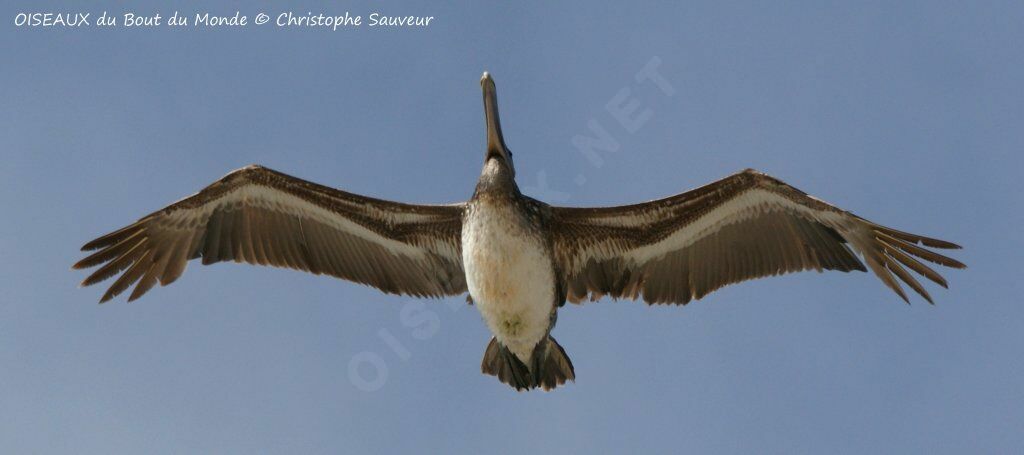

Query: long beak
480;72;510;159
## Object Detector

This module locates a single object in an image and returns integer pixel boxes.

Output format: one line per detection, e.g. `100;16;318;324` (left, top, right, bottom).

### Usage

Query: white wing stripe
156;185;429;261
627;188;848;265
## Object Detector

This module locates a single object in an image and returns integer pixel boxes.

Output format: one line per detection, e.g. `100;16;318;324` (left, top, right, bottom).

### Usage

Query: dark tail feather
531;336;575;391
481;337;534;390
481;336;575;391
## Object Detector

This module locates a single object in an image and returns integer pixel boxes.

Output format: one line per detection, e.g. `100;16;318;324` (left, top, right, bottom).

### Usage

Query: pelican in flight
74;72;965;391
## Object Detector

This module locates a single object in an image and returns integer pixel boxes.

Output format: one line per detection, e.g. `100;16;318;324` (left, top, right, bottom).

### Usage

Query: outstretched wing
551;169;964;305
74;165;466;302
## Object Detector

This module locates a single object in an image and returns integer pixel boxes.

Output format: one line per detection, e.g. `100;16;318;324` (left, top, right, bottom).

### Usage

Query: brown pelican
74;72;965;391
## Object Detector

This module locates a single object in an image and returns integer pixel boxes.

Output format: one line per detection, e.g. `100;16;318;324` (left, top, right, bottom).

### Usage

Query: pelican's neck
475;157;518;198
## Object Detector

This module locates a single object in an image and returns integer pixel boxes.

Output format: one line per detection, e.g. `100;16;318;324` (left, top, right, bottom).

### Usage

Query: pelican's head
480;72;514;177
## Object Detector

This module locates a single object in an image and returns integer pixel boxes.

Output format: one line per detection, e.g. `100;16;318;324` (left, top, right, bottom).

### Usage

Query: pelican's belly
462;203;555;362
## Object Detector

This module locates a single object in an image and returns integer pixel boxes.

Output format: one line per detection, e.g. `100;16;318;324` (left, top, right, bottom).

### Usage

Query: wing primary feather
81;224;143;251
81;238;147;287
73;229;146;270
128;260;161;302
864;252;909;304
159;233;192;286
875;232;966;269
877;238;948;288
871;224;961;249
884;257;933;304
101;250;153;303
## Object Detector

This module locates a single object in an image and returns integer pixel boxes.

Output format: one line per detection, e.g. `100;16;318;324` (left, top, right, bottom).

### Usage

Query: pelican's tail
481;336;575;391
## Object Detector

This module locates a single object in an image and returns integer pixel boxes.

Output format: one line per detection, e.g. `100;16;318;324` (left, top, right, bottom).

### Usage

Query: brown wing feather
551;169;964;305
74;165;466;302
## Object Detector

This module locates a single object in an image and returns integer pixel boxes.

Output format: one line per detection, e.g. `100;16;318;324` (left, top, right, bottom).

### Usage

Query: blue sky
1;1;1021;453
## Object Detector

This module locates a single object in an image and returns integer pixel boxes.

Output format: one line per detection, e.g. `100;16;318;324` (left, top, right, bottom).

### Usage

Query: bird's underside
74;73;965;392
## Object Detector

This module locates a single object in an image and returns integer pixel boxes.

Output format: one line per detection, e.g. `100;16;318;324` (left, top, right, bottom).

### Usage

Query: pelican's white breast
462;199;555;363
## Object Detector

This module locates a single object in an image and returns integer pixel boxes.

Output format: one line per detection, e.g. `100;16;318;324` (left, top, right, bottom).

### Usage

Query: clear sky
1;1;1021;453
